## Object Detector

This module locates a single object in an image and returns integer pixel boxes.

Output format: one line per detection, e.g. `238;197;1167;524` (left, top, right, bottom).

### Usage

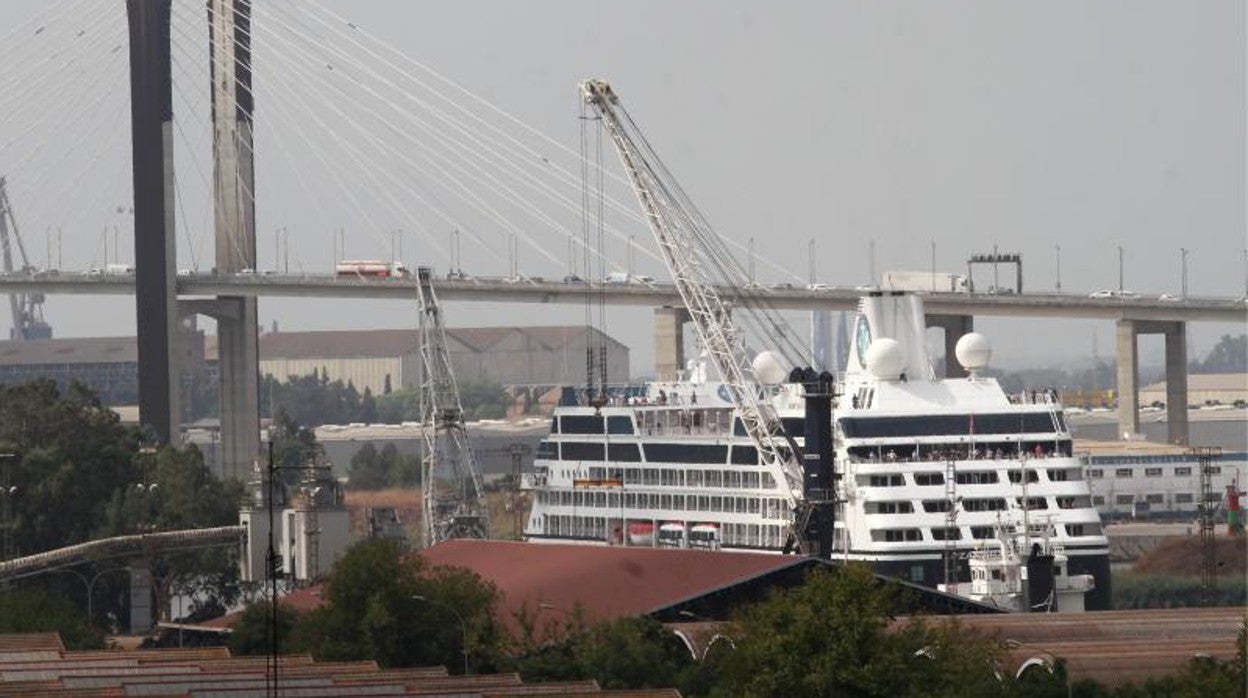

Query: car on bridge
1089;289;1138;299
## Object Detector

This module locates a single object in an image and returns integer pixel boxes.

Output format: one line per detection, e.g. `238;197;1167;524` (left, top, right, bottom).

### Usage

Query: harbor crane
581;79;833;554
416;266;489;546
0;177;51;340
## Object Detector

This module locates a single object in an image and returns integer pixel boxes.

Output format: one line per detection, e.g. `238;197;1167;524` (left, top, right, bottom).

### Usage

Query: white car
1158;293;1179;302
1089;289;1137;299
807;283;831;291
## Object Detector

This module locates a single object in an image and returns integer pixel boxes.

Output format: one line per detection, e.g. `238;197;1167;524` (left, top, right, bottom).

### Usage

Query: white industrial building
239;469;351;585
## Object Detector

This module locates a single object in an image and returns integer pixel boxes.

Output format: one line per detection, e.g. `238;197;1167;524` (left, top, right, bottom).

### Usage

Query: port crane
581;79;831;554
0;177;52;340
416;266;489;546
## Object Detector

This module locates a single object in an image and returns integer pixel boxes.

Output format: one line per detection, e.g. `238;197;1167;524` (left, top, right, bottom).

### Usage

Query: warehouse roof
0;336;137;366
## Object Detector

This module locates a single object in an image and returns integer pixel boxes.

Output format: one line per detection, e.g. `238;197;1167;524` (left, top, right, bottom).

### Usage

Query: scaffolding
943;457;959;588
1191;446;1222;604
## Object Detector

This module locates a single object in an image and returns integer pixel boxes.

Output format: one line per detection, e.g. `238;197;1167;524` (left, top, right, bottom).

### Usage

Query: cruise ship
522;292;1112;609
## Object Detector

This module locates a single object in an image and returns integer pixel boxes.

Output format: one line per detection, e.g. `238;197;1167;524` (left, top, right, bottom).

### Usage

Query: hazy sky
2;1;1244;375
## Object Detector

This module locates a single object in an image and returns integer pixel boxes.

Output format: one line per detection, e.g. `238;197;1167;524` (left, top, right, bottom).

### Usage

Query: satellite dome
864;338;905;380
751;350;787;386
955;332;992;374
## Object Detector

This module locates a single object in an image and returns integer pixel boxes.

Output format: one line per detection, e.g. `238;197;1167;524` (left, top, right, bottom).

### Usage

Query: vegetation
1113;571;1247;609
0;588;106;649
259;370;513;427
231;538;506;671
0;379;243;632
1191;333;1247;374
346;442;420;490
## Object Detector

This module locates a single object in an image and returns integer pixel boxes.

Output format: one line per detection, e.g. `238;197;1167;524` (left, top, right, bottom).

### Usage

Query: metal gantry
580;79;810;545
416;266;488;547
0;178;51;340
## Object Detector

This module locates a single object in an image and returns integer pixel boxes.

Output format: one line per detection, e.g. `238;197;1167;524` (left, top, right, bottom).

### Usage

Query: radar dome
751;350;788;386
955;332;992;374
864;338;905;380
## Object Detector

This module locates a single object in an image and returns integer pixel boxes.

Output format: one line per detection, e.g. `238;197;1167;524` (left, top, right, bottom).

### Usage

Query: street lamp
54;566;129;627
413;594;470;674
0;452;16;561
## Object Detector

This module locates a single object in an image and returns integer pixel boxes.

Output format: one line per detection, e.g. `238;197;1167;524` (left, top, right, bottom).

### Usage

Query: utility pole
1180;248;1188;298
747;237;755;285
930;240;936;291
808;238;816;285
1192;446;1222;605
1117;245;1124;293
868;239;876;285
1055;244;1061;292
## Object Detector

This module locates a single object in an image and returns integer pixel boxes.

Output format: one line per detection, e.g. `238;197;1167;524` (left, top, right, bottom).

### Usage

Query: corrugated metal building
0;326;628;405
1139;372;1248;407
249;326;629;394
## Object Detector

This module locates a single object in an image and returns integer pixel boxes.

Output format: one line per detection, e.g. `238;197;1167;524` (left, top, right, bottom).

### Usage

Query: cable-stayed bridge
0;0;1244;478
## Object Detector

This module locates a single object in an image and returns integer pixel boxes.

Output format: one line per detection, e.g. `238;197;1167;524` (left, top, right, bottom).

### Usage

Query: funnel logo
854;314;872;366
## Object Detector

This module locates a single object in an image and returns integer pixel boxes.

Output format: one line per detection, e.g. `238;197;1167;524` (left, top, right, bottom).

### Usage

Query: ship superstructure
523;292;1112;609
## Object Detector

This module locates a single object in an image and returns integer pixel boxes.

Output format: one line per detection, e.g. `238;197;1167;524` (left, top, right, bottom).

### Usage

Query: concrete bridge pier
1116;320;1188;444
926;314;975;378
654;306;691;381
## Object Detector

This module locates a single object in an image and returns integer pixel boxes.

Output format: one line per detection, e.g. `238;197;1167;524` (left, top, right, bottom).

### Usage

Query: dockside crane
416;266;489;546
0;177;52;340
581;79;834;555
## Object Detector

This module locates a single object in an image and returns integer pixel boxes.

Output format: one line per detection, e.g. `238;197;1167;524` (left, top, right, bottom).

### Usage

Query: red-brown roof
421;540;802;629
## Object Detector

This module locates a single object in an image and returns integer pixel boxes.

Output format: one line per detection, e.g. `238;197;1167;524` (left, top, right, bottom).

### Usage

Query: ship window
1017;497;1048;510
840;412;1056;438
869;501;914;514
550;417;560;434
872;528;923;543
561;415;604;434
1174;466;1192;476
733;419;746;436
536;441;558;460
1066;524;1084;537
955;471;998;485
780;417;806;437
1007;469;1040;484
1206;466;1222;475
1056;496;1091;509
914;472;944;486
1175;493;1194;503
1145;467;1163;478
922;500;952;513
1145;493;1164;504
607;416;635;435
930;527;961;541
1047;468;1077;482
866;474;905;487
731;445;758;465
562;442;605;461
1114;468;1133;478
608;443;641;462
1087;469;1103;478
1115;494;1134;505
970;526;995;540
962;498;1008;512
644;443;728;464
1092;496;1105;505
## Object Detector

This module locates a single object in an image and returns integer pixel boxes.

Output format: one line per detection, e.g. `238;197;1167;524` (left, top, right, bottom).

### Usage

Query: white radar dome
751;350;787;386
864;338;905;380
955;332;992;374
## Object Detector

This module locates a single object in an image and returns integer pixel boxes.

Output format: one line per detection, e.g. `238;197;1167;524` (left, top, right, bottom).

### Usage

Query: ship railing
520;472;546;490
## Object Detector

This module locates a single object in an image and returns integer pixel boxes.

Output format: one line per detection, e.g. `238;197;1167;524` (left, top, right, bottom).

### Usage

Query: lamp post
1054;244;1061;293
1180;248;1188;298
136;446;159;533
0;452;17;562
53;566;129;626
413;594;470;674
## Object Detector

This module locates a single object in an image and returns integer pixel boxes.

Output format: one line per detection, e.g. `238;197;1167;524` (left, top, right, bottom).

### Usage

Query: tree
228;600;300;656
0;588;105;649
1193;334;1247;374
288;538;504;670
347;443;389;490
715;564;1007;697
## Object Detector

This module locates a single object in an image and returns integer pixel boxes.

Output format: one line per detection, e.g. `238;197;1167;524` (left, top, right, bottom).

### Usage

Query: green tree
1193;333;1247;374
347;443;389;490
228;600;300;656
0;588;105;649
715;564;1006;697
288;538;504;670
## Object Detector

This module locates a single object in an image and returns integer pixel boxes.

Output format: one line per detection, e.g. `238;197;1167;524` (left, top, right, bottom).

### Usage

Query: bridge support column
654;306;690;381
210;0;260;479
1116;320;1140;437
926;314;974;378
1117;320;1188;444
127;0;180;444
128;557;152;633
1164;323;1189;445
